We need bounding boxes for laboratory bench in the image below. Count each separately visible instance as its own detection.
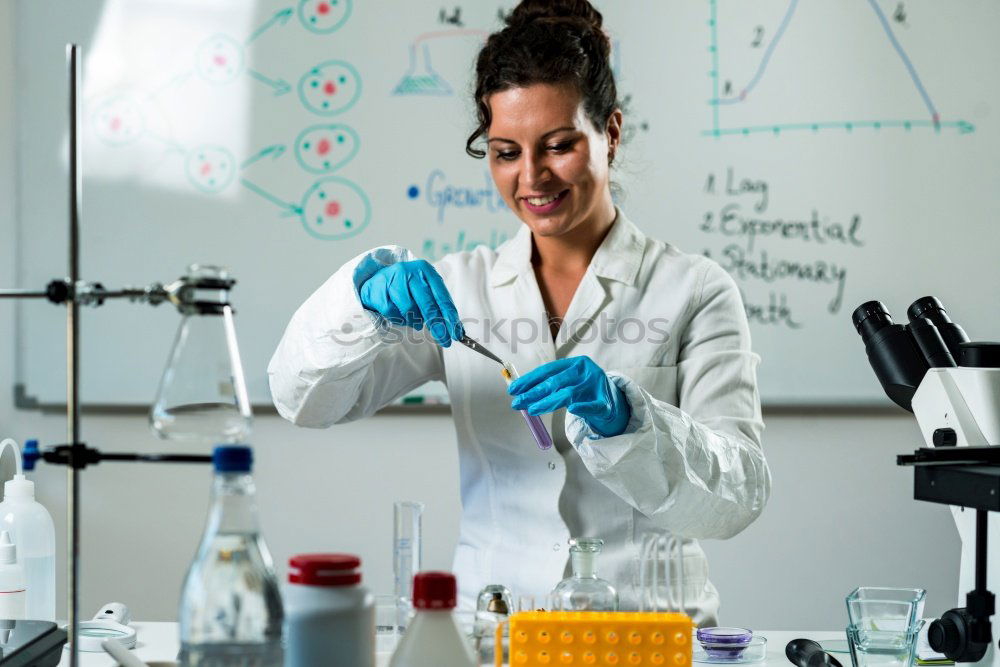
[56,624,844,666]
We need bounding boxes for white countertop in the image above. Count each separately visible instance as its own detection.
[57,623,845,667]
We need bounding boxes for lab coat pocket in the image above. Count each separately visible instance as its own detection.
[620,365,678,407]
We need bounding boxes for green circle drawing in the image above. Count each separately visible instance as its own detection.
[196,34,244,84]
[294,124,360,174]
[297,60,362,116]
[297,0,353,34]
[299,176,370,241]
[185,145,236,193]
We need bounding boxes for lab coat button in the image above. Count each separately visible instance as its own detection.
[553,543,560,551]
[548,461,556,470]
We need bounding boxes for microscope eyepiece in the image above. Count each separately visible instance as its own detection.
[907,296,969,361]
[851,301,928,412]
[852,301,894,340]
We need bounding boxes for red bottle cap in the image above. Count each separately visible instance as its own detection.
[413,571,457,609]
[288,554,362,586]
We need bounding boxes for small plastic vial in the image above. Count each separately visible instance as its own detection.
[388,572,476,667]
[550,537,619,611]
[285,553,375,667]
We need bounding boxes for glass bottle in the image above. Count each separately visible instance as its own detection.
[178,446,284,666]
[151,265,252,444]
[550,537,619,612]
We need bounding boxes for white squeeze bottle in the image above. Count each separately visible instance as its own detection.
[388,571,475,667]
[0,439,55,620]
[0,531,26,619]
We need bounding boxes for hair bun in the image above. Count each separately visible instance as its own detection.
[506,0,604,31]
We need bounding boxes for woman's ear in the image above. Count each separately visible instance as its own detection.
[606,108,623,164]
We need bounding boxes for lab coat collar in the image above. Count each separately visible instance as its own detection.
[488,207,646,287]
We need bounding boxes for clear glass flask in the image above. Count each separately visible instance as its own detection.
[150,265,252,444]
[550,537,619,612]
[178,446,283,666]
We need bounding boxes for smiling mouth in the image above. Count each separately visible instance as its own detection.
[523,190,568,206]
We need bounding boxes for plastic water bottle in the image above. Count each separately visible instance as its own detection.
[0,531,26,620]
[388,572,476,667]
[0,439,55,620]
[178,446,283,666]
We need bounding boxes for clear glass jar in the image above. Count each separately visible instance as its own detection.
[550,537,619,612]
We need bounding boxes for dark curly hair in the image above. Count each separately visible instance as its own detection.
[465,0,618,159]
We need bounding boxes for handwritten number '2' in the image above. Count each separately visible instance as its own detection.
[751,26,764,48]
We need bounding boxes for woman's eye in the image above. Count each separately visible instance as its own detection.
[495,150,520,161]
[547,141,573,152]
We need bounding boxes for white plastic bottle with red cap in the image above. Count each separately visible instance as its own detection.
[388,571,476,667]
[285,553,375,667]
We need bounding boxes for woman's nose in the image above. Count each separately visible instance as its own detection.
[522,153,551,189]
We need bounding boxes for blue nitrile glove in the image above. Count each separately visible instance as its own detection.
[507,356,631,437]
[359,260,464,347]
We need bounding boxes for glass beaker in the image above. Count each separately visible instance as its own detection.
[845,587,926,667]
[150,265,252,444]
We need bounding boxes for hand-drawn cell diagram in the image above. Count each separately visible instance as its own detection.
[86,0,371,241]
[298,61,362,115]
[92,95,145,146]
[298,0,352,34]
[186,145,236,193]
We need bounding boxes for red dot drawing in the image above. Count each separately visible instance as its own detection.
[185,145,235,193]
[299,60,361,115]
[92,96,143,146]
[298,0,352,34]
[294,123,360,174]
[300,176,370,240]
[197,34,243,84]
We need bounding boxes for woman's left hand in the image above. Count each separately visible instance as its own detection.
[507,356,631,437]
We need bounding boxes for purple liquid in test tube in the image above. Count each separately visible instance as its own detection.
[503,363,553,451]
[520,410,553,450]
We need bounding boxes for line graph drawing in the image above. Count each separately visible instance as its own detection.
[705,0,976,137]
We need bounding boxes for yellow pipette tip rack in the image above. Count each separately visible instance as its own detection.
[500,610,694,666]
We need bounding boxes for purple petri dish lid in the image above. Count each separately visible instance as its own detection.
[697,627,754,645]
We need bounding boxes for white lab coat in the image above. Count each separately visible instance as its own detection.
[268,209,770,625]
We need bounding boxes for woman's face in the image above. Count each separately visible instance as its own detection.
[486,83,621,239]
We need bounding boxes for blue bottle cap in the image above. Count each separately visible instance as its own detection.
[213,445,253,473]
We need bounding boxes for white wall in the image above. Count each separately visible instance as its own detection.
[0,3,960,632]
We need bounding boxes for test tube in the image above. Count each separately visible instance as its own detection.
[501,363,554,451]
[393,500,424,632]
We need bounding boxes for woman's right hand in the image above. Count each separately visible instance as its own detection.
[359,260,464,347]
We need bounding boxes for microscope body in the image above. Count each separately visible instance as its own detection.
[912,368,1000,448]
[853,297,1000,665]
[912,367,1000,665]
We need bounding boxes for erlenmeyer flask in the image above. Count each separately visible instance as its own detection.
[150,266,252,444]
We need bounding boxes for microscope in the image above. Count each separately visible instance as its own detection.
[853,297,1000,665]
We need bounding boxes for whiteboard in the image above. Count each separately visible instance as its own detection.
[13,0,1000,408]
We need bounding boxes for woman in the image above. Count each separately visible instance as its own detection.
[268,0,770,624]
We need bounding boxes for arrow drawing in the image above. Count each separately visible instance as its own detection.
[247,8,294,44]
[240,144,287,170]
[241,178,302,215]
[248,69,291,96]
